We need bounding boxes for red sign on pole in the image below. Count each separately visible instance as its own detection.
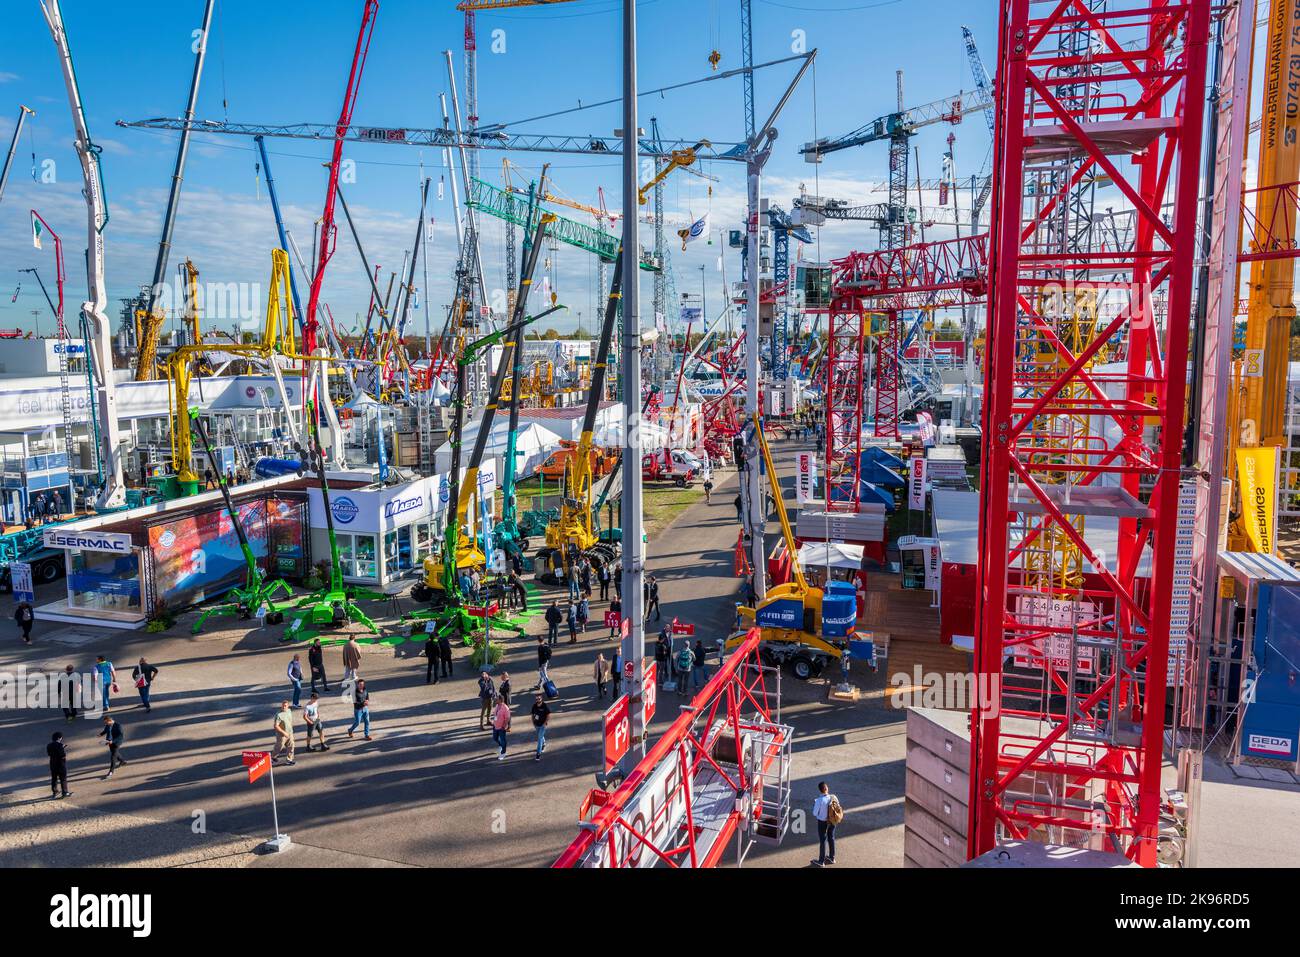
[243,750,271,784]
[467,602,500,618]
[603,694,631,772]
[642,662,657,726]
[621,616,630,638]
[670,617,695,636]
[604,610,620,629]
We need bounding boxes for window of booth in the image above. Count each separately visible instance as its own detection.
[335,532,377,581]
[383,526,415,575]
[67,550,142,614]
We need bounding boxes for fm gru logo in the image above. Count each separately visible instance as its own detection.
[50,887,151,938]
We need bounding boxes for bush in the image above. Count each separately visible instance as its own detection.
[145,619,169,634]
[470,641,505,669]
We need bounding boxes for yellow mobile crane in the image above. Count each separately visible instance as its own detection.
[1233,0,1300,550]
[160,249,301,497]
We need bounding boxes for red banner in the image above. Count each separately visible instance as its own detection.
[642,663,657,725]
[603,694,631,772]
[244,750,271,784]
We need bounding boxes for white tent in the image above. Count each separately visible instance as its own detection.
[796,541,865,571]
[433,421,564,478]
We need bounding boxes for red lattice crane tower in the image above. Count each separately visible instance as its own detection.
[969,0,1209,866]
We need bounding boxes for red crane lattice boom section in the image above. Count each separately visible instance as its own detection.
[970,0,1209,867]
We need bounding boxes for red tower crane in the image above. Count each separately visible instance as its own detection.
[969,0,1210,866]
[302,0,379,363]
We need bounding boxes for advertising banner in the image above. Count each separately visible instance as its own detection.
[796,451,816,504]
[1235,447,1278,555]
[908,457,927,511]
[149,500,270,608]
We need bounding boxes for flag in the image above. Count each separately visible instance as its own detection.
[10,284,19,304]
[31,214,43,250]
[677,212,710,250]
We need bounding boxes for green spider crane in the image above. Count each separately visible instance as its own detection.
[284,398,384,642]
[188,409,292,634]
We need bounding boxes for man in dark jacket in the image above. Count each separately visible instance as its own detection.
[646,576,662,622]
[131,658,159,712]
[544,600,562,646]
[308,638,329,692]
[535,637,552,690]
[438,631,453,678]
[99,716,126,779]
[654,634,670,687]
[425,632,440,684]
[530,693,551,761]
[477,671,496,730]
[47,732,71,798]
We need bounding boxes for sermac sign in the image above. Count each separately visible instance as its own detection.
[43,529,134,554]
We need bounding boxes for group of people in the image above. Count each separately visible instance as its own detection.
[272,636,372,766]
[653,630,713,696]
[202,466,251,491]
[40,655,159,796]
[477,668,550,761]
[24,489,66,528]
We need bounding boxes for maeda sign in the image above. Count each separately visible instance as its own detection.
[43,529,133,554]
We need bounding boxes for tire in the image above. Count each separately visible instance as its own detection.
[268,611,284,625]
[790,655,815,681]
[36,559,62,584]
[410,583,433,603]
[674,476,686,488]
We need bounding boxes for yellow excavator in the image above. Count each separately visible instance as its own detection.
[1231,0,1300,551]
[724,413,859,680]
[159,249,302,497]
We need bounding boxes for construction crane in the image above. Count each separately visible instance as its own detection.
[960,26,996,225]
[764,202,813,378]
[0,105,35,207]
[161,251,303,498]
[1233,0,1300,551]
[801,80,992,248]
[136,0,215,381]
[188,410,292,634]
[40,0,126,510]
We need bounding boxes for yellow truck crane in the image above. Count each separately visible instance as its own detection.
[724,413,860,680]
[1232,0,1300,550]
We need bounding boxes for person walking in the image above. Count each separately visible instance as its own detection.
[52,490,64,519]
[15,601,34,644]
[703,474,714,503]
[303,693,329,752]
[565,600,578,644]
[99,715,126,779]
[347,679,372,741]
[811,781,842,866]
[438,630,453,678]
[425,632,440,684]
[477,671,496,730]
[287,654,304,708]
[597,563,611,601]
[594,652,610,700]
[342,637,362,685]
[490,694,511,760]
[675,642,695,695]
[692,639,709,689]
[734,493,744,523]
[308,638,329,692]
[94,655,116,713]
[131,658,159,712]
[567,563,580,602]
[577,596,590,635]
[204,467,215,491]
[580,559,592,599]
[272,701,296,766]
[57,665,80,722]
[530,692,551,761]
[47,731,71,798]
[34,492,47,526]
[646,575,662,622]
[607,597,622,638]
[544,600,562,646]
[498,671,512,706]
[535,637,552,690]
[655,633,670,687]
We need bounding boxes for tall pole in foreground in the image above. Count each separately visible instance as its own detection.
[618,0,647,766]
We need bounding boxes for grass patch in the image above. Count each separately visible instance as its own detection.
[643,483,705,540]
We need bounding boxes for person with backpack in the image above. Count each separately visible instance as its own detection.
[131,657,159,712]
[477,671,496,731]
[544,600,562,646]
[490,694,511,760]
[15,601,34,644]
[675,642,695,696]
[530,692,551,761]
[654,633,670,688]
[535,637,553,691]
[566,600,578,644]
[812,780,842,866]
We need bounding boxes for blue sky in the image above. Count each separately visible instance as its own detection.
[0,0,996,337]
